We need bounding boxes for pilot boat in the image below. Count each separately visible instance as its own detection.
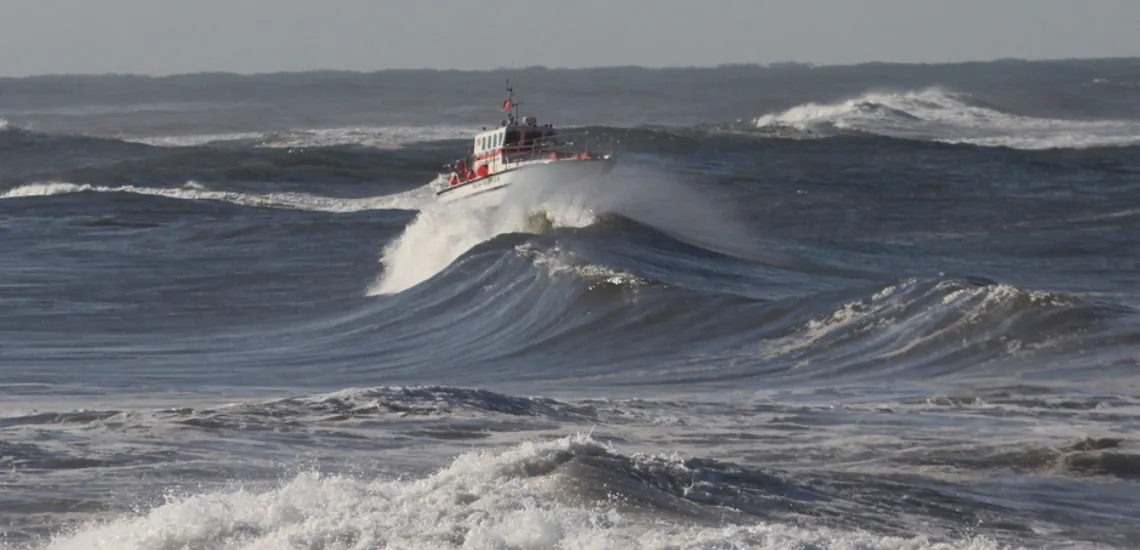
[435,81,615,204]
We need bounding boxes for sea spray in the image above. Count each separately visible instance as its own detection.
[366,165,756,295]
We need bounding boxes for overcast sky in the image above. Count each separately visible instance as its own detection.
[1,0,1137,76]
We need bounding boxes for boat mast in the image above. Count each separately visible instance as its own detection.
[504,79,521,124]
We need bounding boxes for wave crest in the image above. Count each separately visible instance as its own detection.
[0,181,429,212]
[40,435,1012,550]
[753,88,1140,150]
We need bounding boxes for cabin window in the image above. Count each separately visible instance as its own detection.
[505,130,520,145]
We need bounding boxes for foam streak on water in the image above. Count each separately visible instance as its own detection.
[0,181,431,212]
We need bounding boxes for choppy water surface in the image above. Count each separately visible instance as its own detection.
[2,60,1140,549]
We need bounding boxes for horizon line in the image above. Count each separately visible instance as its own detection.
[3,55,1139,80]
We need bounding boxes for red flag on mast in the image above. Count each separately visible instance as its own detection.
[502,99,511,112]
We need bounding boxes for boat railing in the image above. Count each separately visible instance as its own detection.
[444,130,614,171]
[502,130,613,163]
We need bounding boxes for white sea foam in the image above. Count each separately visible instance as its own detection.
[754,88,1140,150]
[0,180,432,212]
[518,242,647,287]
[124,131,266,147]
[37,436,1014,550]
[365,186,599,296]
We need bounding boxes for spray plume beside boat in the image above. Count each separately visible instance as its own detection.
[435,81,615,204]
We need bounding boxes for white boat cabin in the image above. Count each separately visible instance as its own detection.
[451,116,558,183]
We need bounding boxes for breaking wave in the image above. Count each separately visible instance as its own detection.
[35,435,1013,550]
[366,195,599,295]
[368,166,753,295]
[752,88,1140,150]
[356,199,1133,389]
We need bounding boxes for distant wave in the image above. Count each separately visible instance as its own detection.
[0,119,164,153]
[0,180,430,212]
[0,119,478,151]
[752,88,1140,150]
[0,100,250,118]
[126,125,480,149]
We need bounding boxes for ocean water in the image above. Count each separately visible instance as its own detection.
[2,59,1140,549]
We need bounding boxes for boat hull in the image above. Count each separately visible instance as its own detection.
[435,158,615,206]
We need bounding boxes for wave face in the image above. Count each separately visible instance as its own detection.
[3,60,1140,549]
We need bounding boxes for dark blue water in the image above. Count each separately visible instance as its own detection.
[2,60,1140,549]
